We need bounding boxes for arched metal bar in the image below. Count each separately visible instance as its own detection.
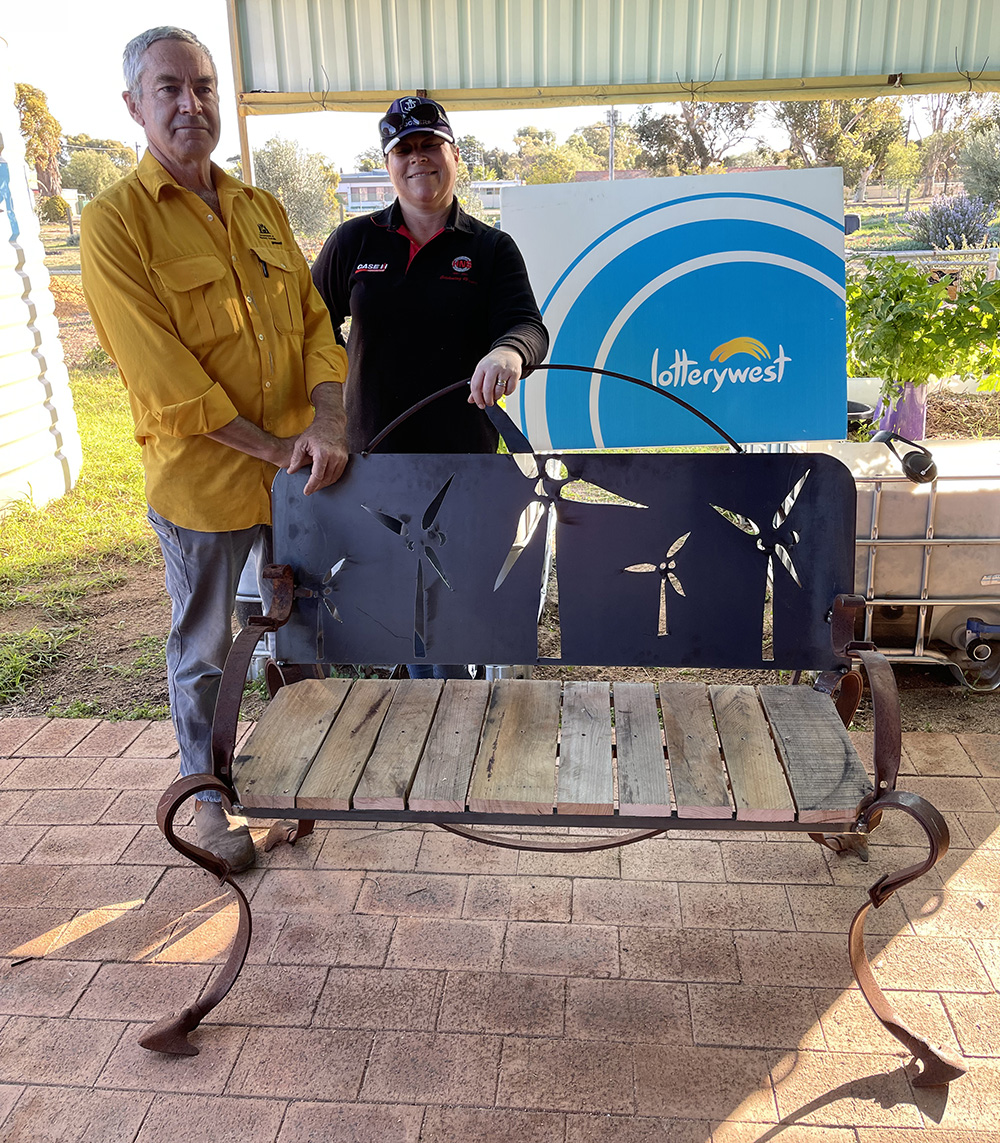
[437,822,665,852]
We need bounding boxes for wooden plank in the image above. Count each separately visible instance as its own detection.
[467,680,561,814]
[234,677,353,809]
[659,683,733,818]
[710,684,795,821]
[613,682,671,817]
[352,679,444,810]
[296,679,398,810]
[557,682,614,815]
[757,685,872,823]
[407,680,491,811]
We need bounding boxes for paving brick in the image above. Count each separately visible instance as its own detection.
[313,966,443,1031]
[274,913,394,967]
[714,1125,856,1143]
[415,831,518,875]
[0,1085,152,1143]
[47,904,182,962]
[787,884,909,935]
[901,732,978,776]
[14,720,100,757]
[0,863,64,908]
[361,1030,500,1105]
[228,1025,370,1099]
[122,723,178,758]
[573,878,681,927]
[689,983,823,1049]
[42,863,163,912]
[503,921,619,977]
[134,1092,286,1143]
[97,788,164,825]
[69,720,149,757]
[635,1044,775,1121]
[439,970,564,1035]
[855,1131,998,1143]
[153,902,283,966]
[96,1021,248,1094]
[316,827,423,871]
[18,788,117,826]
[933,845,1000,892]
[0,790,29,826]
[81,755,179,791]
[207,963,327,1026]
[734,931,854,989]
[565,978,691,1044]
[277,1101,424,1143]
[815,987,961,1058]
[0,959,99,1017]
[21,824,139,866]
[462,874,571,921]
[251,868,363,914]
[679,883,793,931]
[0,756,100,791]
[899,887,1000,939]
[619,927,740,983]
[769,1049,922,1127]
[821,843,949,890]
[0,906,75,958]
[904,775,994,813]
[940,990,1000,1057]
[422,1106,565,1143]
[143,866,253,911]
[72,961,212,1020]
[0,718,50,757]
[952,812,1000,850]
[719,840,831,885]
[566,1115,711,1143]
[355,871,467,917]
[959,732,1000,778]
[516,846,621,878]
[619,838,724,883]
[0,1083,22,1127]
[387,916,504,971]
[981,778,1000,812]
[117,824,184,865]
[0,1016,125,1085]
[499,1036,633,1113]
[975,937,1000,991]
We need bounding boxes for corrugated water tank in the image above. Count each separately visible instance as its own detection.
[0,43,81,514]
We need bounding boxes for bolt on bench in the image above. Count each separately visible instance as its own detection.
[141,435,965,1086]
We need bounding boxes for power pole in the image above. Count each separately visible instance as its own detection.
[606,107,617,180]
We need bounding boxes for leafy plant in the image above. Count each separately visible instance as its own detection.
[899,194,993,249]
[47,697,100,718]
[0,627,76,703]
[960,124,1000,206]
[39,195,70,224]
[846,254,1000,402]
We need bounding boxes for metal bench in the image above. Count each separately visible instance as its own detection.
[139,433,965,1086]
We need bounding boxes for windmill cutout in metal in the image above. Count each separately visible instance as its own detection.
[710,469,811,661]
[624,531,691,636]
[298,557,347,660]
[362,475,454,659]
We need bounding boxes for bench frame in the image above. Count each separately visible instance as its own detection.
[139,437,967,1087]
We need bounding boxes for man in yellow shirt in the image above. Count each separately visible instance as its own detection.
[81,26,348,871]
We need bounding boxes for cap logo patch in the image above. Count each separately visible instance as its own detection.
[452,256,472,273]
[356,263,388,272]
[399,96,420,114]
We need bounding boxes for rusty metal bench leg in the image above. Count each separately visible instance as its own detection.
[138,773,252,1056]
[263,818,316,851]
[849,790,967,1087]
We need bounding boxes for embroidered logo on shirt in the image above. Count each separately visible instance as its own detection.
[356,263,389,272]
[451,256,472,273]
[257,223,282,245]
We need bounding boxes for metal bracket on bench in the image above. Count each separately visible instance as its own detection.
[438,822,665,852]
[849,790,967,1087]
[138,773,252,1057]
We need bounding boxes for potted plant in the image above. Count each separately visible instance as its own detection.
[846,254,1000,438]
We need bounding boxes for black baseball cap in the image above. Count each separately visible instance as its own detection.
[379,97,455,154]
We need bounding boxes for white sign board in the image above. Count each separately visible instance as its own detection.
[502,169,846,449]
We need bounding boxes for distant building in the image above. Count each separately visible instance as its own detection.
[337,170,520,217]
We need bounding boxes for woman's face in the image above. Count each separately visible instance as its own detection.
[387,133,459,215]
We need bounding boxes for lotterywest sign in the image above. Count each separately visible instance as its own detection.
[501,169,846,449]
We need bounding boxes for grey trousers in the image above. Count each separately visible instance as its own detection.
[147,507,272,801]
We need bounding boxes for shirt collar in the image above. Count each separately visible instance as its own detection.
[379,197,468,233]
[137,149,254,204]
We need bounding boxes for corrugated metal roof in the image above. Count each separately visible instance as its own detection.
[231,0,1000,115]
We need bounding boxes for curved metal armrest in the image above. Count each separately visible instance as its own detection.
[211,564,295,784]
[848,645,903,799]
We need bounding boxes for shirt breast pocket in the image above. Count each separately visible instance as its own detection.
[150,254,238,348]
[252,245,305,336]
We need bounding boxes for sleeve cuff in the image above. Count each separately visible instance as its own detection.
[158,382,240,438]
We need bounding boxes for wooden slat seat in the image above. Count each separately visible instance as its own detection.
[233,678,872,824]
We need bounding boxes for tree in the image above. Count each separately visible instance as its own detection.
[960,124,1000,205]
[634,102,756,174]
[881,139,921,197]
[61,150,121,198]
[454,157,487,220]
[569,116,641,171]
[482,146,514,180]
[354,145,385,172]
[456,134,487,169]
[253,137,334,236]
[14,83,62,195]
[62,134,136,176]
[908,93,977,196]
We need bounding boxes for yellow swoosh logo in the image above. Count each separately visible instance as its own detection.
[710,337,770,362]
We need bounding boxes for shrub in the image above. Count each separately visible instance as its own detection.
[899,194,993,250]
[960,124,1000,206]
[39,194,69,223]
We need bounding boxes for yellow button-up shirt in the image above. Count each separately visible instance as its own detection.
[81,152,347,531]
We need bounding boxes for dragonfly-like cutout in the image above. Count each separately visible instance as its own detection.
[624,532,690,636]
[296,557,347,660]
[363,475,454,659]
[710,469,811,660]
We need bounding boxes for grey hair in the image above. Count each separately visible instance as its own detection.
[123,27,216,98]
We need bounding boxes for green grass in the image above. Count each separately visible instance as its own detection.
[0,364,155,587]
[0,627,77,703]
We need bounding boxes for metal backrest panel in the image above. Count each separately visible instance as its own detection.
[273,451,856,670]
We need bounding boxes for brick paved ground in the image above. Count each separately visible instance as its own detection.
[0,718,998,1141]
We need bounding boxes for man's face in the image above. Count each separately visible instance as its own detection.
[124,39,220,171]
[387,133,459,214]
